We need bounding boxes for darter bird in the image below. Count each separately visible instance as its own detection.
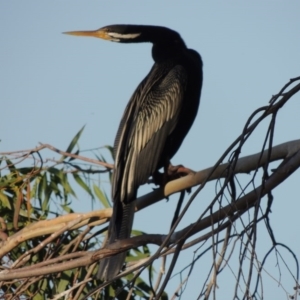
[64,24,203,280]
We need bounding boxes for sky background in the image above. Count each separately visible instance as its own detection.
[1,2,300,299]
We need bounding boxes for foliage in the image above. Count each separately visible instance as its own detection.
[0,127,154,300]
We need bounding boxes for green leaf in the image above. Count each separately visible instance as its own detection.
[36,278,48,299]
[73,173,93,198]
[0,173,17,189]
[0,191,11,209]
[61,173,76,198]
[128,249,148,262]
[68,149,79,162]
[30,176,40,199]
[38,173,47,201]
[18,167,39,177]
[131,229,145,236]
[62,204,73,213]
[5,158,17,173]
[57,271,72,292]
[47,167,60,176]
[42,187,50,211]
[104,145,114,160]
[93,184,110,208]
[49,169,76,199]
[61,125,85,160]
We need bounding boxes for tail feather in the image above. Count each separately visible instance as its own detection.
[97,199,135,280]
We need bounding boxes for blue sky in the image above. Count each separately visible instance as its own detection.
[1,2,300,299]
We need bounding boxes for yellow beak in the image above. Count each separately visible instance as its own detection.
[63,28,111,40]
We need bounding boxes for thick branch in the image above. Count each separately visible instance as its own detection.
[136,139,300,210]
[0,209,111,258]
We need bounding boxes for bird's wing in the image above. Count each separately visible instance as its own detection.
[113,64,188,203]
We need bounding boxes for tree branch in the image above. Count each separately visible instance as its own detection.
[1,140,299,282]
[136,139,300,210]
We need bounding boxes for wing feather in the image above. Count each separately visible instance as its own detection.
[113,64,188,203]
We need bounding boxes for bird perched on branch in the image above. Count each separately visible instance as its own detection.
[64,24,203,281]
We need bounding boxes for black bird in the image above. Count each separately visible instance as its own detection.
[64,25,203,280]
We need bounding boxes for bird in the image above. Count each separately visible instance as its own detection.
[64,24,203,281]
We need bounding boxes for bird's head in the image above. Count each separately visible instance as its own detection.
[64,25,142,43]
[63,24,185,46]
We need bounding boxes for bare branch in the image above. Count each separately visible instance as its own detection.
[136,139,300,211]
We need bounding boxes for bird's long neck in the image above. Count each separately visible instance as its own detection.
[152,43,186,63]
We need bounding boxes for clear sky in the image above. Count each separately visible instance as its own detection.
[1,2,300,299]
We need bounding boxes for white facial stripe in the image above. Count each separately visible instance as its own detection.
[108,32,141,40]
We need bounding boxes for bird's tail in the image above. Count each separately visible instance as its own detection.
[97,199,135,280]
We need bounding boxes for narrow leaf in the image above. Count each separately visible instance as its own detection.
[61,125,85,160]
[73,173,93,198]
[93,184,110,208]
[0,191,11,209]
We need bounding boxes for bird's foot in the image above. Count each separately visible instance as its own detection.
[151,163,195,187]
[167,163,195,178]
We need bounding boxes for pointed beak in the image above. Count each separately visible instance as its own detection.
[63,28,111,40]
